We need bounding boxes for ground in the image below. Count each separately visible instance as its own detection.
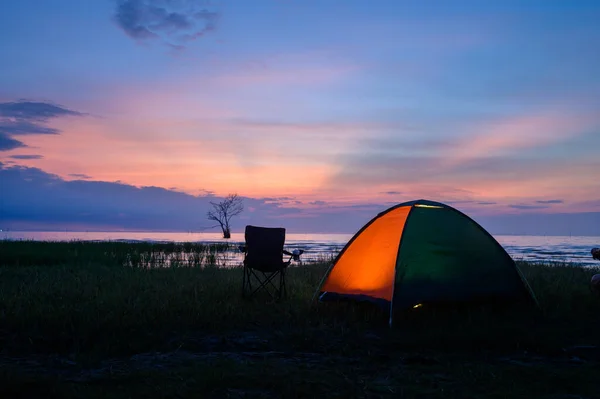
[0,241,599,398]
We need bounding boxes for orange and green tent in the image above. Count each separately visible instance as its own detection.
[316,199,536,320]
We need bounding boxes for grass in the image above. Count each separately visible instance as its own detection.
[1,241,599,398]
[0,240,234,268]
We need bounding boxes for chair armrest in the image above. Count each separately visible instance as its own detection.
[284,249,304,261]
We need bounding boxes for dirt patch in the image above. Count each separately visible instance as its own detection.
[2,331,598,383]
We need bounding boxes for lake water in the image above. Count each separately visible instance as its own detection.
[2,231,599,267]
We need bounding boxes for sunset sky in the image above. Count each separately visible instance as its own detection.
[1,0,599,235]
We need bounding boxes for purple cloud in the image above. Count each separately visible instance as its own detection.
[508,204,549,210]
[0,164,387,233]
[0,101,83,121]
[0,133,25,151]
[114,0,219,47]
[2,164,599,236]
[0,100,85,152]
[9,154,44,160]
[68,173,92,179]
[381,191,403,195]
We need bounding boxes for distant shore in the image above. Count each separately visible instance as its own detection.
[2,233,599,266]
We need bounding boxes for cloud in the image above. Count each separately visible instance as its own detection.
[536,199,564,204]
[0,133,25,151]
[323,108,600,206]
[259,197,301,209]
[0,101,83,121]
[0,121,60,135]
[0,100,85,152]
[113,0,219,47]
[381,191,402,195]
[574,199,600,210]
[262,197,295,202]
[476,212,600,236]
[212,64,359,88]
[1,163,599,235]
[445,200,476,205]
[197,188,215,196]
[8,154,44,160]
[0,163,276,231]
[444,114,591,164]
[508,204,549,210]
[68,173,92,179]
[0,164,397,233]
[309,200,327,206]
[477,202,497,205]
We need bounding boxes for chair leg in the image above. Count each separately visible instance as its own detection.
[242,267,288,301]
[242,265,255,298]
[282,268,287,299]
[276,269,284,300]
[262,270,280,300]
[274,268,287,301]
[275,271,282,301]
[242,265,247,297]
[250,270,282,300]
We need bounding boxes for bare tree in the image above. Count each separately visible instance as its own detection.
[207,193,244,239]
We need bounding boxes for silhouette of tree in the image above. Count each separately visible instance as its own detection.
[207,193,244,239]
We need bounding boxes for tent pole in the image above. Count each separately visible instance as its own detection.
[388,272,397,328]
[514,262,540,308]
[310,261,335,304]
[389,260,410,328]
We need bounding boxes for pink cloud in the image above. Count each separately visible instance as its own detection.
[100,58,359,114]
[11,115,338,199]
[208,60,360,87]
[316,115,600,213]
[445,112,596,165]
[5,62,598,218]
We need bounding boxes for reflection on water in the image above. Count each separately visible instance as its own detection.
[1,231,599,267]
[496,235,599,267]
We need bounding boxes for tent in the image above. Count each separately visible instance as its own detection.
[316,199,536,322]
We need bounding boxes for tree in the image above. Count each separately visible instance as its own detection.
[207,193,244,239]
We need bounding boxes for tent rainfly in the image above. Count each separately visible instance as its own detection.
[315,199,536,324]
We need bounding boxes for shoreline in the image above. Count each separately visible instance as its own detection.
[2,238,599,267]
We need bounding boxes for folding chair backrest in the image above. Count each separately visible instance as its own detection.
[244,225,286,272]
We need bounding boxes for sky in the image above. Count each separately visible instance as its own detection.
[1,0,599,235]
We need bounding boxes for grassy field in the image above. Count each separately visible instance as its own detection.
[1,241,599,398]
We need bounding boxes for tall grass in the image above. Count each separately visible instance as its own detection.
[0,241,599,361]
[0,240,233,268]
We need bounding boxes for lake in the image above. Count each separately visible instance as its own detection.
[2,230,599,267]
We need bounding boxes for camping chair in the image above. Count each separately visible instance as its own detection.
[239,225,303,300]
